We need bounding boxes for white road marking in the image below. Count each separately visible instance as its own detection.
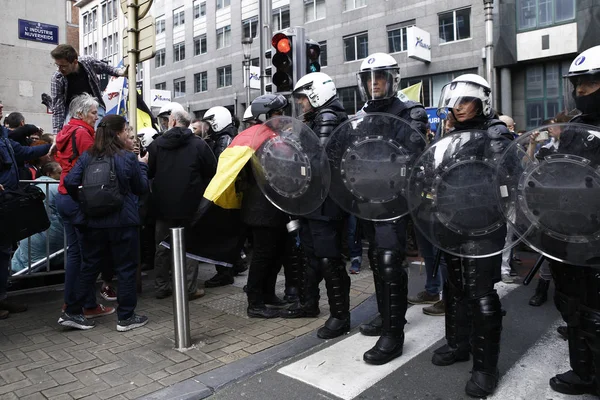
[278,282,519,400]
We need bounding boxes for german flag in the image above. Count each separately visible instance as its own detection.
[175,124,275,266]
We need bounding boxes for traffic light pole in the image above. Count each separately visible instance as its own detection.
[259,0,272,95]
[127,0,138,134]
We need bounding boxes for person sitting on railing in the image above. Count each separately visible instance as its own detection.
[11,162,64,273]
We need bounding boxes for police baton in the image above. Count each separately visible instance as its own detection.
[523,254,546,286]
[432,249,443,279]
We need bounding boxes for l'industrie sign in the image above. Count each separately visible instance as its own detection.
[18,19,59,45]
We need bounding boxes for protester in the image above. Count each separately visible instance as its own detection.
[59,115,149,331]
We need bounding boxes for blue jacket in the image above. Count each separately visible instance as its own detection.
[0,133,51,190]
[64,150,149,228]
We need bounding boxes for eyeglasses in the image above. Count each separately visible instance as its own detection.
[55,62,72,70]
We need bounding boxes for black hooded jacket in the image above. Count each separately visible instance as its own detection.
[148,126,217,219]
[208,125,237,159]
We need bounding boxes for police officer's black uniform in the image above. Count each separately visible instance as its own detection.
[280,99,351,339]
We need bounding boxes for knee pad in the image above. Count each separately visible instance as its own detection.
[376,250,406,283]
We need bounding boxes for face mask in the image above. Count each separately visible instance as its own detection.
[573,88,600,115]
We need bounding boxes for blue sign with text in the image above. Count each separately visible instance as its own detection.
[18,19,58,45]
[426,107,440,133]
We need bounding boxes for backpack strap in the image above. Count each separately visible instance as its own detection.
[68,130,79,162]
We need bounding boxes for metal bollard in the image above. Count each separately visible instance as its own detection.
[170,227,192,350]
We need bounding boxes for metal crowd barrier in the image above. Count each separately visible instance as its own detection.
[8,179,66,280]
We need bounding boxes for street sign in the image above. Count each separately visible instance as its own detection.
[122,15,156,65]
[120,0,153,19]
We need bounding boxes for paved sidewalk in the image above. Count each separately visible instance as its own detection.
[0,262,376,400]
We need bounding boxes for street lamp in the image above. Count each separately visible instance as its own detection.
[242,37,253,109]
[483,0,494,95]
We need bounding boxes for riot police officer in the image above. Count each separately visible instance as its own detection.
[546,45,600,397]
[157,102,185,132]
[279,72,351,340]
[354,53,429,365]
[430,74,510,398]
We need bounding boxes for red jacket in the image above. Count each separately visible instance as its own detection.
[55,119,95,194]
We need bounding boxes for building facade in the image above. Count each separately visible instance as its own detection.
[495,0,600,129]
[0,0,78,129]
[75,0,152,106]
[149,0,490,120]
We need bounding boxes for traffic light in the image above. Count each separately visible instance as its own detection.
[271,27,307,93]
[306,39,321,73]
[271,32,294,92]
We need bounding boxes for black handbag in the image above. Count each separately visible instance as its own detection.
[0,185,51,242]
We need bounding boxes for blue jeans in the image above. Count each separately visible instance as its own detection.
[347,215,362,264]
[67,227,139,320]
[0,241,11,301]
[55,193,96,309]
[414,229,447,295]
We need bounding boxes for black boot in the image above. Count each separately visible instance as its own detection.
[205,267,234,288]
[279,301,320,318]
[283,240,303,303]
[360,248,383,337]
[432,280,470,366]
[317,258,351,339]
[529,278,550,306]
[247,304,280,319]
[550,326,596,395]
[464,292,503,398]
[363,250,407,365]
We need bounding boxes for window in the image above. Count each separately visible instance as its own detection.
[83,13,89,34]
[93,43,98,58]
[338,87,360,115]
[102,3,107,24]
[319,41,328,67]
[525,62,569,128]
[216,0,230,10]
[155,48,166,68]
[194,35,207,56]
[344,0,366,11]
[216,25,231,49]
[91,8,97,30]
[108,35,113,55]
[155,82,166,90]
[173,8,185,27]
[114,32,119,55]
[518,0,575,30]
[344,32,368,62]
[439,8,471,44]
[273,6,291,31]
[217,65,232,88]
[304,0,326,23]
[174,78,186,98]
[112,0,118,20]
[103,38,107,56]
[155,17,166,34]
[106,0,113,21]
[388,22,414,53]
[194,1,206,18]
[242,16,258,39]
[195,71,208,92]
[173,42,185,62]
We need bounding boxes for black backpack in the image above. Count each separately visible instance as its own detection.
[78,155,124,217]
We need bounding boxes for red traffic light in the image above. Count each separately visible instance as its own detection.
[272,33,291,54]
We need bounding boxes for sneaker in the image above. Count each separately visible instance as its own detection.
[83,304,115,319]
[423,300,445,316]
[189,288,206,300]
[407,290,440,305]
[100,285,117,301]
[117,314,148,332]
[349,260,361,274]
[58,313,95,330]
[501,274,515,284]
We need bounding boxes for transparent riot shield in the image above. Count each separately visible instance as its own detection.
[497,123,600,266]
[408,130,518,258]
[325,113,427,221]
[251,116,330,216]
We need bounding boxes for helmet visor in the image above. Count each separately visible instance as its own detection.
[292,90,313,121]
[357,69,398,102]
[437,81,489,119]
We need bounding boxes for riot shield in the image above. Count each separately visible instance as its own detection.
[325,113,427,221]
[251,116,330,216]
[408,130,518,258]
[497,123,600,266]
